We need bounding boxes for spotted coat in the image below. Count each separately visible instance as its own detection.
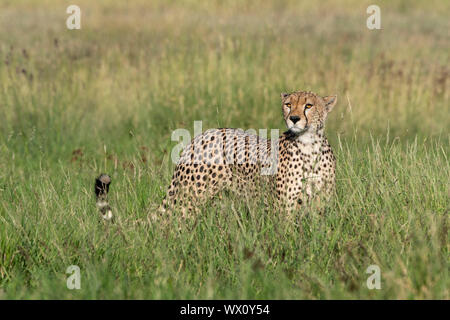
[162,91,337,213]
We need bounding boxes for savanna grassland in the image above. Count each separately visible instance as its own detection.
[0,0,448,299]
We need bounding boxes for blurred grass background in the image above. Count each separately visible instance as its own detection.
[0,0,448,299]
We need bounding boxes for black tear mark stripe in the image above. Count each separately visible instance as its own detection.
[303,107,309,127]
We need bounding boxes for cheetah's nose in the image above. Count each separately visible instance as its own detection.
[289,116,300,124]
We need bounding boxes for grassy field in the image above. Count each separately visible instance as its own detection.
[0,0,448,299]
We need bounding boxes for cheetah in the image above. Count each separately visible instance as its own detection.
[162,90,338,214]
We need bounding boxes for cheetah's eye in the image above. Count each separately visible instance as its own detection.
[285,103,291,108]
[305,103,313,109]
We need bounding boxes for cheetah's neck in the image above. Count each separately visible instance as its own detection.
[296,130,321,146]
[284,129,327,161]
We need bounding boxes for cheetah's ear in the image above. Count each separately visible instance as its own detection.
[323,95,337,113]
[280,92,289,100]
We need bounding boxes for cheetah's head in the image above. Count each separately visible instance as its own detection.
[280,91,337,136]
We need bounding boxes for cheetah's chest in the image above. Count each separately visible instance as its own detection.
[276,139,323,204]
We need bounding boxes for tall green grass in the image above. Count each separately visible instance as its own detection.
[0,0,448,299]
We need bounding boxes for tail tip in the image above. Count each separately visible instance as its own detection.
[95,174,111,198]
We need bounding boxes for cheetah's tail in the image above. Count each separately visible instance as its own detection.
[95,174,113,221]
